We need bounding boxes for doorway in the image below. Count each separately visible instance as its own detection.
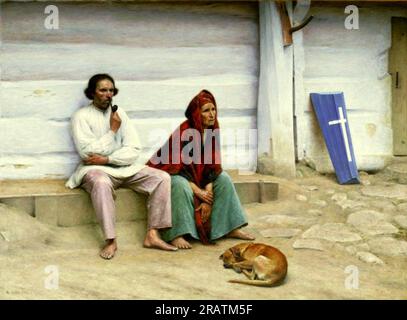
[390,17,407,155]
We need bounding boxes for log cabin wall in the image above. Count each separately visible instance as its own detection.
[0,1,259,179]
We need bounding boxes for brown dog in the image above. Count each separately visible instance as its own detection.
[219,242,288,287]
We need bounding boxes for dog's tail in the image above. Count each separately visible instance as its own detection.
[228,275,284,287]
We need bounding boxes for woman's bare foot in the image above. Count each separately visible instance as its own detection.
[100,239,117,260]
[171,236,192,249]
[227,229,255,240]
[143,229,178,251]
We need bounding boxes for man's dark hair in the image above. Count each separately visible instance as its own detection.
[84,74,119,100]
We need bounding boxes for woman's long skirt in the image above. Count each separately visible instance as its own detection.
[160,171,248,242]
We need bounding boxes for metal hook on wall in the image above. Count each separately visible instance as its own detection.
[277,1,314,46]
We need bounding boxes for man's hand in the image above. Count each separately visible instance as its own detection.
[84,154,109,165]
[196,203,212,223]
[110,110,122,133]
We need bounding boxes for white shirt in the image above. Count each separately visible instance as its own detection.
[65,103,146,189]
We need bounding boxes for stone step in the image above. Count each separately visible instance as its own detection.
[0,175,278,227]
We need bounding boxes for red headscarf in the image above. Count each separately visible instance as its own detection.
[147,90,222,244]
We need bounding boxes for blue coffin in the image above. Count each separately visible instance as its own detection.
[310,92,360,185]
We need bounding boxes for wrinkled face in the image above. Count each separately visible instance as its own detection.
[201,102,216,129]
[93,79,114,110]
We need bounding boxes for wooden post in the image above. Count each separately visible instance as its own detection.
[277,1,293,46]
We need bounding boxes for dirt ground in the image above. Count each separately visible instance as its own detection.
[1,164,407,300]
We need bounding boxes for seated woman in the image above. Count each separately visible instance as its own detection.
[147,90,255,249]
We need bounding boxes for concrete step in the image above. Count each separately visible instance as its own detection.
[0,172,278,227]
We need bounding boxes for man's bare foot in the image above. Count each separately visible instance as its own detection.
[100,239,117,260]
[171,236,192,249]
[227,229,255,240]
[143,229,178,251]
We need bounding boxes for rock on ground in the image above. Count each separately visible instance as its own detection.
[384,163,407,184]
[302,185,319,191]
[394,215,407,229]
[337,200,367,211]
[346,243,370,255]
[310,200,327,208]
[307,209,323,216]
[397,202,407,213]
[292,239,325,251]
[356,251,385,265]
[296,194,308,202]
[361,185,407,201]
[347,210,399,236]
[331,193,347,203]
[302,223,362,243]
[369,199,397,212]
[368,237,407,257]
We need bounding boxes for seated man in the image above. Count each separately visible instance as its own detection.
[66,73,177,259]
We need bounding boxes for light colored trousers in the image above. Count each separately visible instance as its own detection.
[81,167,172,240]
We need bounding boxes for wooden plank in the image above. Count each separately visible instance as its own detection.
[303,7,391,50]
[0,76,258,119]
[304,47,387,78]
[0,154,80,180]
[311,1,407,7]
[303,111,392,160]
[303,77,391,112]
[1,43,258,81]
[2,2,259,46]
[276,1,293,46]
[0,116,256,154]
[0,145,258,180]
[390,17,407,155]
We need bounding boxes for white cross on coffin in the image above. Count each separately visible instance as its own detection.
[328,107,352,162]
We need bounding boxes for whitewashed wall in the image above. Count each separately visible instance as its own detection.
[295,6,407,173]
[0,2,259,179]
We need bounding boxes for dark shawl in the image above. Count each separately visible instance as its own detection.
[147,90,222,244]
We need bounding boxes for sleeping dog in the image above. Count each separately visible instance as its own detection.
[220,242,288,287]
